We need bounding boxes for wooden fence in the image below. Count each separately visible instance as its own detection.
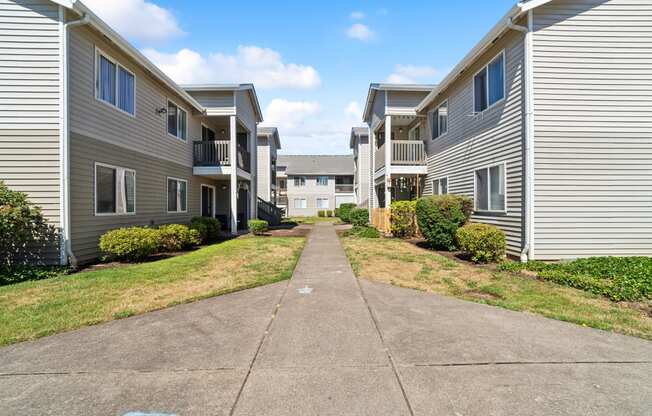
[371,208,391,233]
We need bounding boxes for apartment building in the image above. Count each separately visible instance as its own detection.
[350,127,371,208]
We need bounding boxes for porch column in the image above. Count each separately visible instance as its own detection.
[385,115,392,209]
[230,115,238,235]
[369,128,375,221]
[250,125,257,220]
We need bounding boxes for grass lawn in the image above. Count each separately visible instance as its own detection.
[0,236,305,346]
[342,236,652,340]
[284,216,342,225]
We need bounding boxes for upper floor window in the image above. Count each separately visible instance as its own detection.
[294,177,306,187]
[475,163,506,213]
[202,124,216,141]
[167,177,188,213]
[433,177,448,195]
[95,48,135,116]
[317,176,329,186]
[167,100,187,141]
[431,100,448,140]
[95,163,136,215]
[474,51,505,113]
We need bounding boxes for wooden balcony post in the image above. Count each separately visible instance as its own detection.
[229,116,238,235]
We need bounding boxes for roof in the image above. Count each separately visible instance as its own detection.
[416,0,554,112]
[181,84,264,122]
[277,155,354,176]
[363,83,436,123]
[59,1,204,113]
[257,127,281,149]
[350,127,369,149]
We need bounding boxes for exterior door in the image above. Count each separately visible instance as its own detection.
[201,185,215,217]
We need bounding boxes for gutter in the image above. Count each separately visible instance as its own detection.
[60,10,90,267]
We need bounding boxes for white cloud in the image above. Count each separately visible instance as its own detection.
[142,46,321,89]
[386,64,440,84]
[83,0,184,43]
[262,99,321,133]
[350,11,366,20]
[346,23,375,42]
[345,101,363,121]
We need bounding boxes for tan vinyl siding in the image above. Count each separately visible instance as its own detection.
[532,0,652,259]
[355,134,371,207]
[70,133,220,264]
[68,25,201,168]
[189,91,234,109]
[285,175,337,217]
[386,90,431,110]
[422,30,525,256]
[0,0,62,264]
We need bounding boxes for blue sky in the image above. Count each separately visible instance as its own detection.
[85,0,516,155]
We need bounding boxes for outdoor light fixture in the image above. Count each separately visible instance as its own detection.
[156,107,167,115]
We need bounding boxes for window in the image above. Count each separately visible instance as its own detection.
[294,198,307,209]
[474,52,505,113]
[316,176,328,186]
[95,163,135,215]
[431,101,448,140]
[294,177,306,187]
[95,49,135,116]
[167,101,187,141]
[475,163,506,212]
[167,177,188,213]
[433,177,448,195]
[202,125,216,141]
[316,198,329,209]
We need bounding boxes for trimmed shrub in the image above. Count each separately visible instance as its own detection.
[157,224,201,252]
[338,203,357,223]
[415,195,473,250]
[349,208,369,227]
[345,225,380,239]
[326,210,334,218]
[248,219,269,235]
[190,217,221,243]
[99,227,159,262]
[334,208,340,218]
[390,200,417,238]
[0,181,57,266]
[456,223,506,263]
[318,210,326,218]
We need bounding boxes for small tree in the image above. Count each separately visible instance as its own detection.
[0,181,57,266]
[390,200,417,238]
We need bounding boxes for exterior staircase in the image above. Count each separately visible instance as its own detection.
[257,197,283,226]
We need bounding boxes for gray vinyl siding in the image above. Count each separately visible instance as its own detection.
[68,25,201,168]
[70,133,220,264]
[257,136,270,201]
[531,0,652,259]
[355,135,371,207]
[422,30,525,256]
[285,175,337,217]
[386,90,431,110]
[187,91,234,109]
[0,0,62,263]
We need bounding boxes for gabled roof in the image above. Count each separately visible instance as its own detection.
[182,84,264,122]
[363,83,436,123]
[350,127,369,149]
[257,127,281,149]
[416,0,555,112]
[277,155,354,176]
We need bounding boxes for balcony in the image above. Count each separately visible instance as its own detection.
[375,140,426,172]
[193,140,251,173]
[335,185,354,194]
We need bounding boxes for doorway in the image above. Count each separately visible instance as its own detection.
[201,184,216,218]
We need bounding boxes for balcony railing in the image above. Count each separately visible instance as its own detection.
[193,140,251,173]
[335,185,354,194]
[236,145,251,173]
[375,140,426,171]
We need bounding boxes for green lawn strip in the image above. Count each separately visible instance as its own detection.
[342,236,652,340]
[284,216,342,225]
[0,236,305,346]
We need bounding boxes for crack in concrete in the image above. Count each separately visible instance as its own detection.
[0,367,239,377]
[409,360,652,368]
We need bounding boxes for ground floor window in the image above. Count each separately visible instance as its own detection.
[316,198,329,209]
[294,198,307,209]
[95,163,135,215]
[474,163,506,212]
[167,177,188,213]
[433,177,448,195]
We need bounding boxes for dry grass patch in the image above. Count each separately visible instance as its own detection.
[342,237,652,340]
[0,236,305,346]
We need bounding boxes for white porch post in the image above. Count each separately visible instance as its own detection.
[250,125,257,220]
[384,115,392,209]
[369,128,375,222]
[229,115,238,235]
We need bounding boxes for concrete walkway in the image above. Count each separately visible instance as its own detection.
[1,223,651,415]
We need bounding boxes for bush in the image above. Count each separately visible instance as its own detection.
[334,208,340,218]
[318,210,326,218]
[99,227,159,262]
[415,195,473,250]
[0,265,67,286]
[456,223,506,263]
[390,200,417,238]
[345,225,380,239]
[338,203,357,223]
[0,181,57,266]
[349,208,369,227]
[190,217,221,243]
[157,224,201,252]
[326,210,334,218]
[498,257,652,302]
[248,219,269,235]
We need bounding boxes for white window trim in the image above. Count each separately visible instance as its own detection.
[94,46,136,118]
[408,123,421,141]
[294,198,307,209]
[166,99,188,142]
[316,176,329,186]
[431,100,449,140]
[200,184,216,217]
[94,162,136,216]
[473,161,507,214]
[472,50,506,114]
[167,176,188,213]
[294,176,306,187]
[316,198,330,209]
[433,176,449,195]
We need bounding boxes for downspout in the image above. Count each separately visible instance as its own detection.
[61,11,90,267]
[507,12,535,262]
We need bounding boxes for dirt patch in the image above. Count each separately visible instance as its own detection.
[268,225,312,237]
